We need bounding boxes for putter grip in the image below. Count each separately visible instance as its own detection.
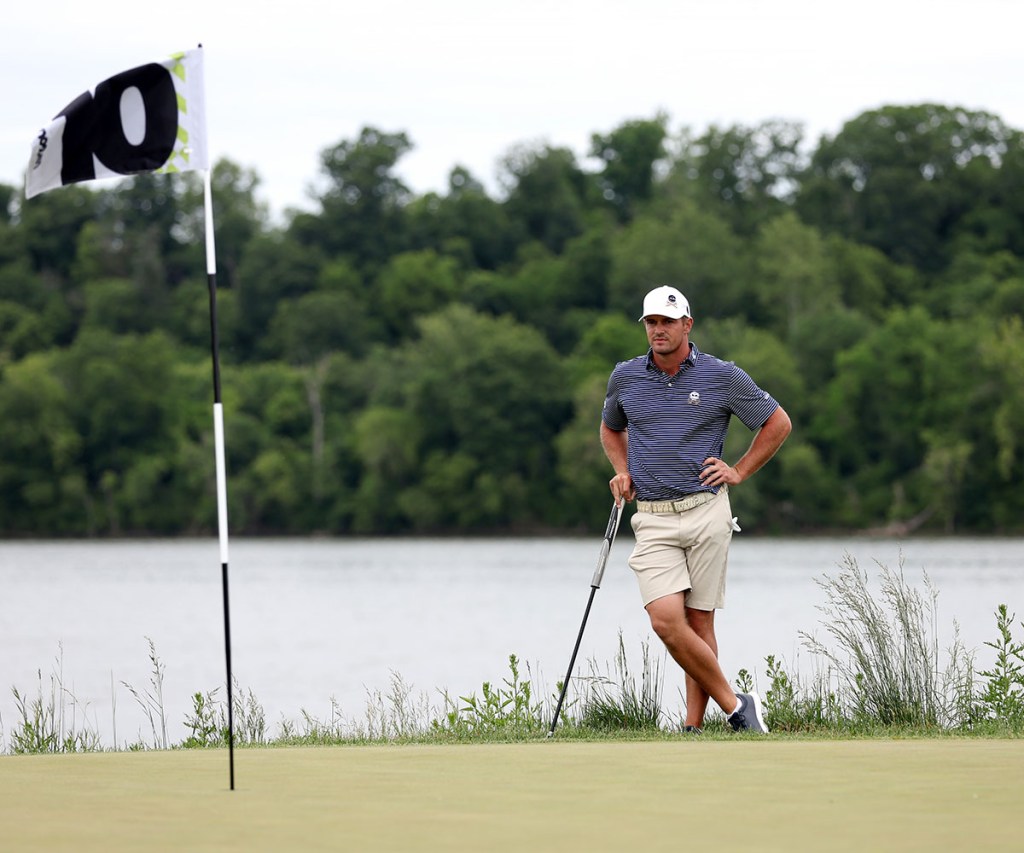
[590,503,621,587]
[604,507,620,539]
[591,541,611,587]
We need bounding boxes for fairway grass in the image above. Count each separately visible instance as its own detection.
[3,739,1023,851]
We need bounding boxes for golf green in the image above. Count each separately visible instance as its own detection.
[3,740,1022,851]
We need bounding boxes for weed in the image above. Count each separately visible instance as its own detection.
[182,679,267,747]
[735,668,754,694]
[763,655,799,729]
[182,690,221,748]
[977,605,1024,724]
[433,654,543,738]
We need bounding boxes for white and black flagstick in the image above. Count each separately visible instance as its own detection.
[203,168,236,790]
[24,44,232,778]
[547,500,625,736]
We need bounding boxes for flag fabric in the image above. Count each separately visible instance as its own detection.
[26,48,207,199]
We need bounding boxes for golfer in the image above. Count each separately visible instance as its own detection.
[600,285,791,733]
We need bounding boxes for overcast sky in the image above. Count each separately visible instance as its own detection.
[3,0,1022,220]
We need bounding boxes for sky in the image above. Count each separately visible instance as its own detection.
[3,0,1022,221]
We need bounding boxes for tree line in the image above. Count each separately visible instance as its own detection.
[1,104,1022,537]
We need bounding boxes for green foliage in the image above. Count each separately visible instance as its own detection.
[182,690,221,748]
[3,106,1024,536]
[753,212,841,340]
[607,199,750,319]
[18,184,98,276]
[0,300,53,361]
[554,374,620,525]
[811,307,972,529]
[590,114,669,221]
[763,655,799,728]
[232,233,325,359]
[405,167,523,270]
[268,289,378,363]
[759,654,844,732]
[180,680,269,749]
[979,318,1024,482]
[355,304,571,531]
[668,120,805,234]
[297,126,413,269]
[798,105,1020,271]
[202,159,268,289]
[500,144,594,254]
[373,249,461,338]
[978,606,1024,725]
[434,655,544,738]
[564,314,643,386]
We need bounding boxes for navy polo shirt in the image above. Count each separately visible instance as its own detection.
[602,343,779,501]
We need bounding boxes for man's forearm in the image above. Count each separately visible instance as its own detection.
[733,407,792,482]
[600,423,629,473]
[600,422,635,503]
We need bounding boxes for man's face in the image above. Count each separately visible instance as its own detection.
[643,314,692,357]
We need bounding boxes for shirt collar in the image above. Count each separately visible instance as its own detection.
[645,342,700,372]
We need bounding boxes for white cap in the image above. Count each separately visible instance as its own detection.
[639,286,691,320]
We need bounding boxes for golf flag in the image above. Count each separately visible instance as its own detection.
[26,49,207,199]
[23,46,237,790]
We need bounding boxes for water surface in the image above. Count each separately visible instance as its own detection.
[2,536,1021,747]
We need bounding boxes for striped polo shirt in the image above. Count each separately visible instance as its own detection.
[602,343,779,501]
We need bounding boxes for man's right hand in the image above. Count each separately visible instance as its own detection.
[609,472,635,506]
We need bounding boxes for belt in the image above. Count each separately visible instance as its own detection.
[636,486,724,514]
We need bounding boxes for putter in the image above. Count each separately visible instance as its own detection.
[547,499,625,737]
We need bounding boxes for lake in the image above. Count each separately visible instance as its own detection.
[2,536,1022,748]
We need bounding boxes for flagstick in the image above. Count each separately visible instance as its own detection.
[204,169,235,791]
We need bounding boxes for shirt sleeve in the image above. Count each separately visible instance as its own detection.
[728,365,779,431]
[602,366,628,431]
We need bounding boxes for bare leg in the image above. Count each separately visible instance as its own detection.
[645,592,737,718]
[683,607,717,727]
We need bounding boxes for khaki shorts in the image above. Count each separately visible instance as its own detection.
[627,488,733,610]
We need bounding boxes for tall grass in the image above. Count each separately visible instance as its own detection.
[573,632,664,731]
[121,636,169,749]
[362,672,434,739]
[800,552,975,728]
[6,558,1024,752]
[8,644,102,754]
[182,679,268,747]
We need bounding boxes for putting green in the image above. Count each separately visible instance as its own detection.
[2,740,1022,851]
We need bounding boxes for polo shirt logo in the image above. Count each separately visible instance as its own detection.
[688,391,700,406]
